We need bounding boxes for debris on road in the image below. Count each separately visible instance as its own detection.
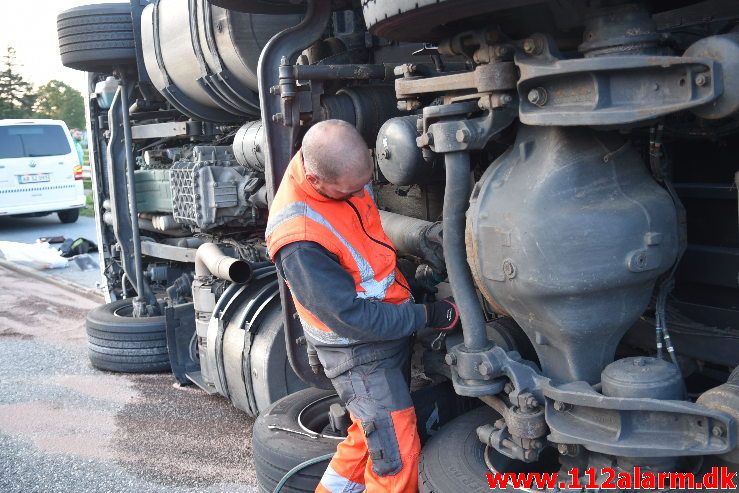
[0,240,67,269]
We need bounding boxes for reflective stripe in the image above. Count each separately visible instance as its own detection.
[319,464,366,493]
[267,201,396,301]
[301,318,357,346]
[356,270,395,300]
[265,201,308,241]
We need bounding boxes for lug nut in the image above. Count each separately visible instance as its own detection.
[478,362,492,376]
[494,419,506,429]
[525,395,539,409]
[504,383,514,394]
[444,353,457,366]
[527,87,548,106]
[712,425,725,438]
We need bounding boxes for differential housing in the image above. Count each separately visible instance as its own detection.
[467,124,679,384]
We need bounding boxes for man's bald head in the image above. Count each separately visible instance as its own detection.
[302,120,372,183]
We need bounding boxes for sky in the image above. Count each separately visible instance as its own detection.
[0,0,123,95]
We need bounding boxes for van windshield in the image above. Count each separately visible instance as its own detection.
[0,124,71,158]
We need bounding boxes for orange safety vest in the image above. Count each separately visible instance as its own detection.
[265,150,411,345]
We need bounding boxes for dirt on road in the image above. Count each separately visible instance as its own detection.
[0,267,259,493]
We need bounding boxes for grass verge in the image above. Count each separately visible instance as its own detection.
[80,191,95,218]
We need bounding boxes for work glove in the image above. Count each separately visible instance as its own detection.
[424,298,460,331]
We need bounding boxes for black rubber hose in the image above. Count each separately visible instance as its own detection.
[443,152,489,351]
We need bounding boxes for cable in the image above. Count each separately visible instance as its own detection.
[649,122,685,377]
[272,453,334,493]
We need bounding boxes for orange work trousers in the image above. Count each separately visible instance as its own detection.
[315,352,420,492]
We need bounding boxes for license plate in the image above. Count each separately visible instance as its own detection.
[18,173,50,184]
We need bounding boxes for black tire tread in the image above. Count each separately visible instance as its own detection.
[88,341,168,357]
[57,209,80,224]
[85,299,170,374]
[418,406,500,493]
[88,351,170,373]
[86,326,167,343]
[57,3,136,72]
[59,30,135,46]
[253,388,339,493]
[57,14,133,30]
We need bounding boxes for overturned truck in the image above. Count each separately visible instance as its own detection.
[60,0,738,491]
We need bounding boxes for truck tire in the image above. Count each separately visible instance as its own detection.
[57,3,136,73]
[57,208,80,224]
[253,388,343,493]
[419,406,497,493]
[362,0,502,42]
[419,405,558,492]
[86,299,170,373]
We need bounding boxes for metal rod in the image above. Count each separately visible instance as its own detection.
[119,78,146,299]
[443,151,490,351]
[293,64,392,81]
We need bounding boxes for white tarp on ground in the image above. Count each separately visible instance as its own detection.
[0,241,68,270]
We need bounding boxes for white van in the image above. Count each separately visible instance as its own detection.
[0,119,86,223]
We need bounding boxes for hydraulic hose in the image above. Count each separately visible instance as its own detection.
[442,151,489,351]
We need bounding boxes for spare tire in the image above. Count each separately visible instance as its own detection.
[86,299,170,373]
[253,388,343,493]
[58,3,136,73]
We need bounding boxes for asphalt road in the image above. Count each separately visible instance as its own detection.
[0,214,102,291]
[0,267,259,493]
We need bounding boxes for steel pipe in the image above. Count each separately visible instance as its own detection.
[194,243,252,283]
[443,151,490,351]
[378,211,444,271]
[120,78,151,304]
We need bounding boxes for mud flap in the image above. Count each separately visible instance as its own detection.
[165,302,199,385]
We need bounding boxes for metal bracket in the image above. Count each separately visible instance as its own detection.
[419,101,516,154]
[543,380,737,457]
[516,52,720,126]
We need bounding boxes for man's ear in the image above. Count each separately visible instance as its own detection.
[305,173,320,187]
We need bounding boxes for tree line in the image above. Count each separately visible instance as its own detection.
[0,46,85,129]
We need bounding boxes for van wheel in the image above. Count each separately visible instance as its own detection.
[86,299,170,373]
[57,3,136,73]
[57,209,80,224]
[253,388,343,493]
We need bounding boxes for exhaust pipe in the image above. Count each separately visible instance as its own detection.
[194,243,252,283]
